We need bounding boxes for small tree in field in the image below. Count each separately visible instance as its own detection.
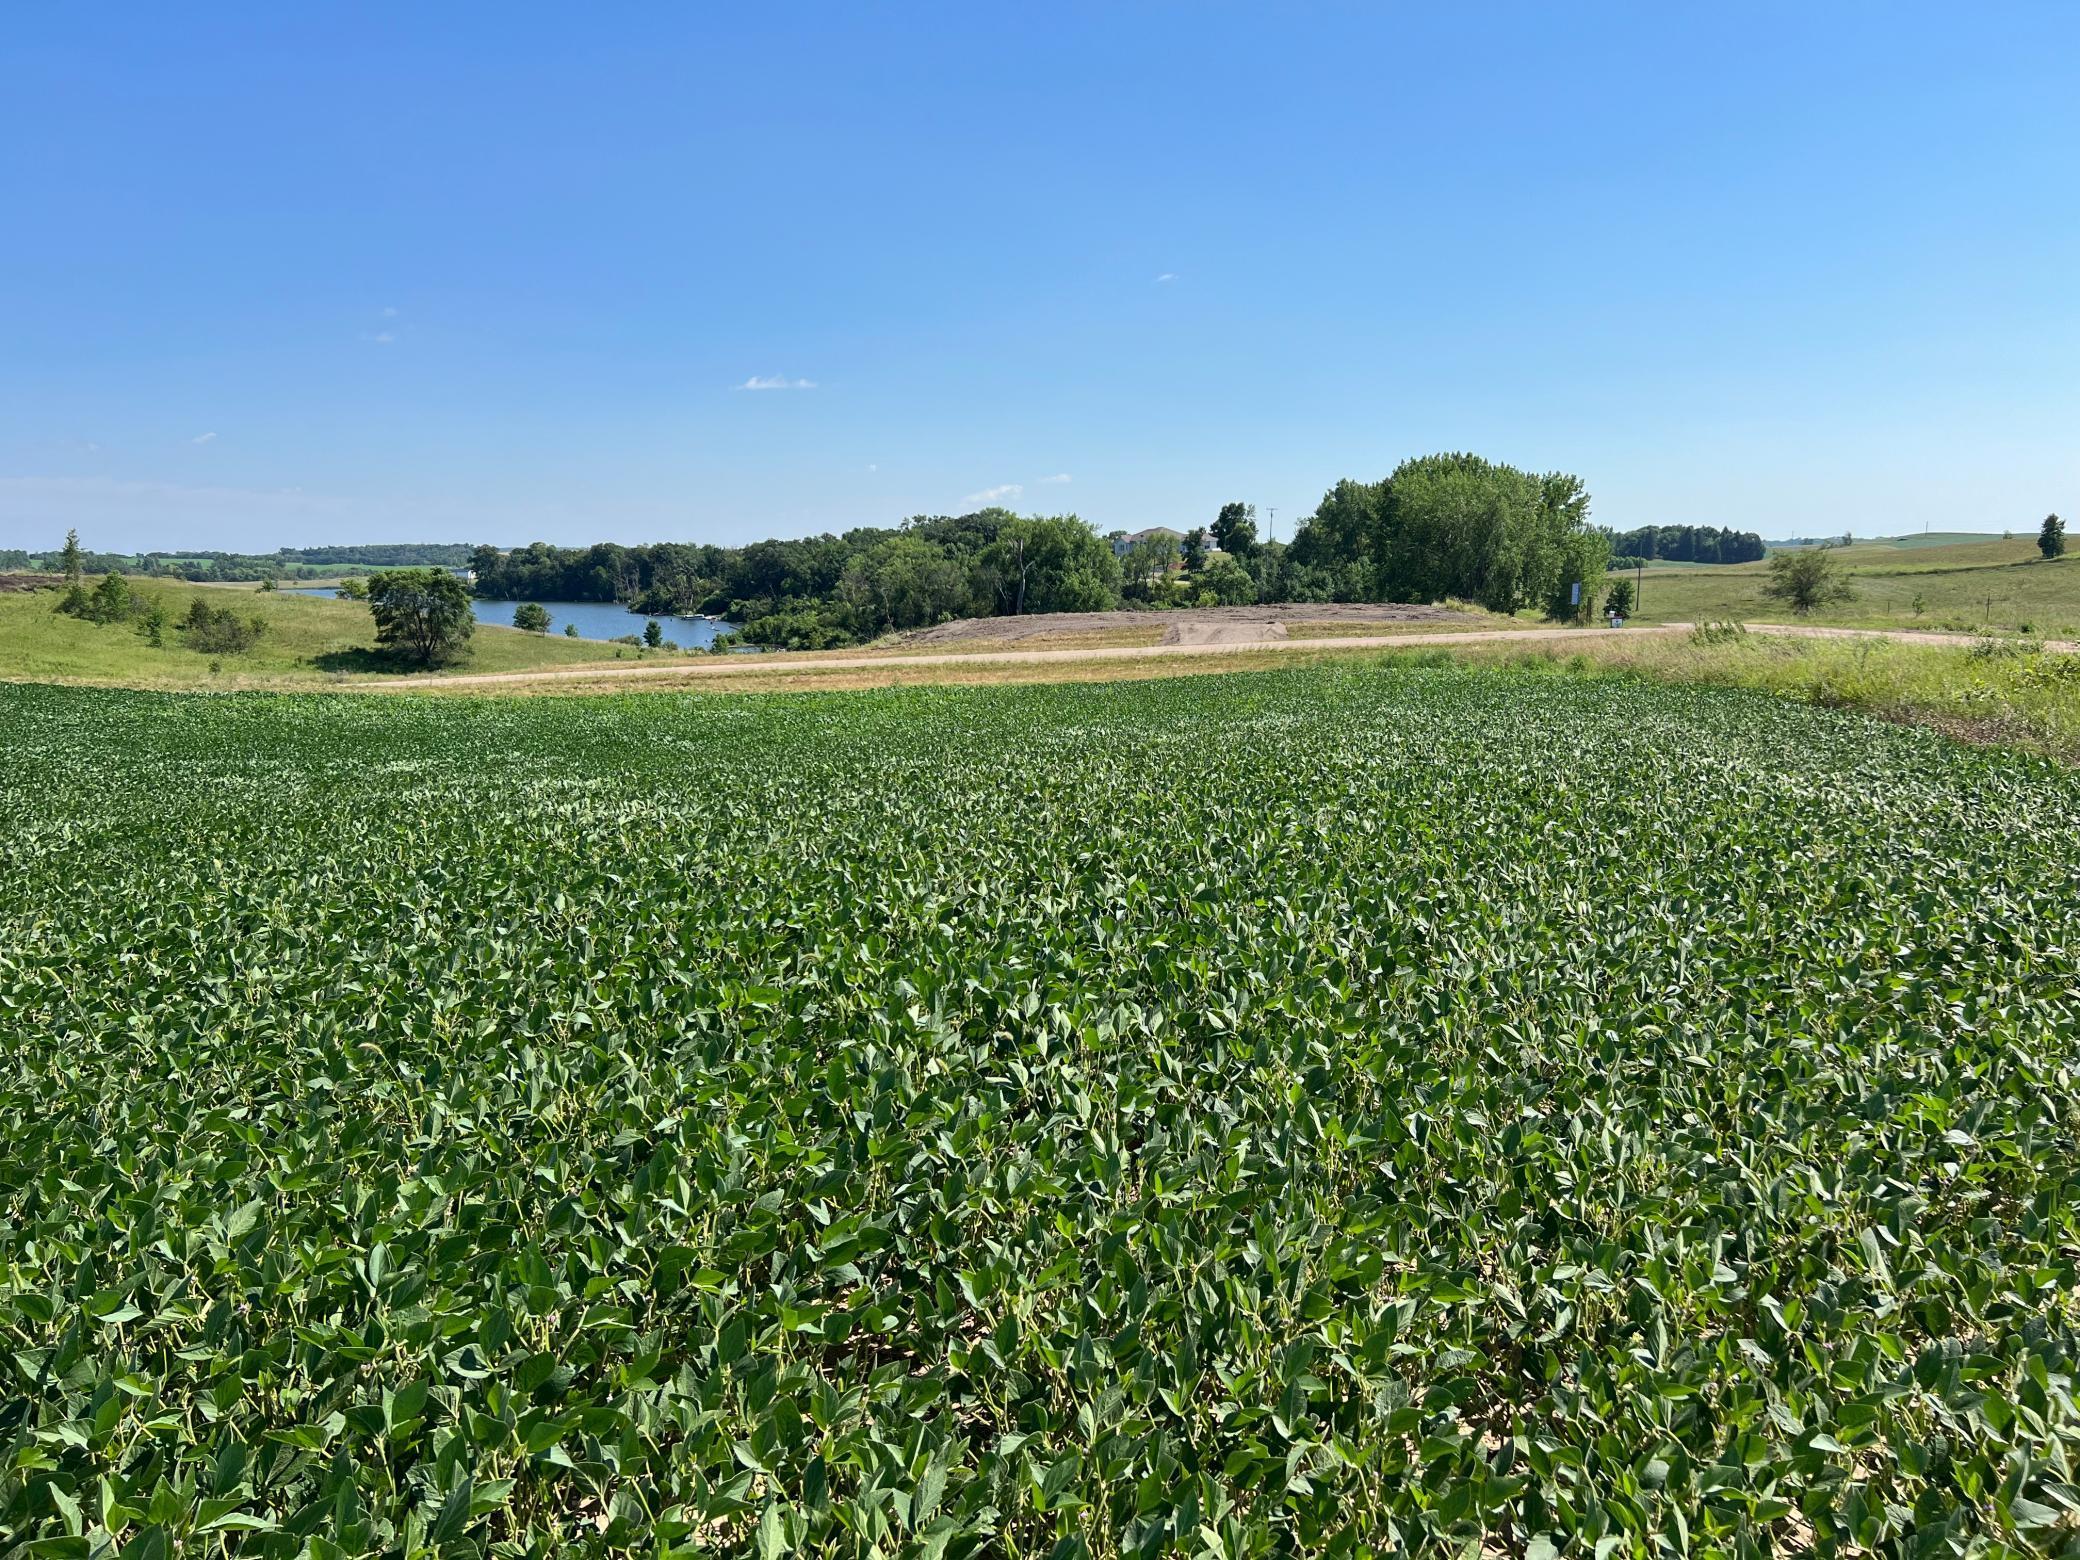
[1603,578,1635,618]
[60,528,84,585]
[513,601,551,634]
[2042,514,2067,560]
[366,569,474,665]
[1761,548,1854,615]
[642,619,664,649]
[563,623,579,637]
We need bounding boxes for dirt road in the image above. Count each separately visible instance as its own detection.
[897,601,1461,647]
[369,621,2077,692]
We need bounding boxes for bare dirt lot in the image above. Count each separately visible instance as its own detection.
[896,602,1467,648]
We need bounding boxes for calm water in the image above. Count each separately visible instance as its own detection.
[295,591,739,647]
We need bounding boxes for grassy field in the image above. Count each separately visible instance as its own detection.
[1618,535,2080,637]
[0,576,658,688]
[4,667,2078,1555]
[1432,627,2080,764]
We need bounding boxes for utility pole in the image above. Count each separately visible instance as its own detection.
[1265,506,1277,544]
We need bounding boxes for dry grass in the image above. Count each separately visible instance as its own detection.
[1440,628,2080,763]
[401,644,1388,697]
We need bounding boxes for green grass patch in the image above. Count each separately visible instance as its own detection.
[1622,537,2079,637]
[0,576,652,688]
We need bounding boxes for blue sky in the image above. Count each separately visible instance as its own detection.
[3,3,2076,553]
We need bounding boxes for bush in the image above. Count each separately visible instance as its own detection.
[1690,620,1749,645]
[56,573,139,626]
[513,602,552,634]
[180,598,266,654]
[1196,554,1257,607]
[1760,548,1855,615]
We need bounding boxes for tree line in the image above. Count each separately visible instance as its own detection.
[468,511,1122,649]
[1605,525,1766,565]
[0,542,471,582]
[467,453,1615,647]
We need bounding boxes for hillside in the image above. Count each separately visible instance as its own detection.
[0,576,670,688]
[1619,534,2079,637]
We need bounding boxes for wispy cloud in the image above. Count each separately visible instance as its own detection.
[1154,272,1177,283]
[381,305,399,317]
[364,330,397,345]
[962,483,1022,507]
[867,463,879,473]
[1039,472,1072,485]
[739,374,816,391]
[191,431,218,445]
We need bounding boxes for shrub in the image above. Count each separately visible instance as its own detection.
[1761,547,1855,614]
[180,598,266,654]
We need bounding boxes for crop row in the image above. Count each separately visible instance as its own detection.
[2,666,2077,1557]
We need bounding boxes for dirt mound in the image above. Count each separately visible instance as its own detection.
[1161,619,1289,646]
[901,602,1463,647]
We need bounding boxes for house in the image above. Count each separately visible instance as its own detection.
[1110,526,1213,560]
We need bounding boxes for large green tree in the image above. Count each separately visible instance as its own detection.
[837,534,976,634]
[979,517,1121,616]
[1288,455,1603,616]
[2041,513,2066,560]
[1211,502,1258,559]
[367,569,475,664]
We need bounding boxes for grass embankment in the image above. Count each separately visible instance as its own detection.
[1442,626,2080,762]
[1620,534,2079,637]
[0,576,666,688]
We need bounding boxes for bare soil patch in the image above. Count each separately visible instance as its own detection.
[897,602,1464,648]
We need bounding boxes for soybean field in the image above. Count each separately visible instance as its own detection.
[2,666,2078,1558]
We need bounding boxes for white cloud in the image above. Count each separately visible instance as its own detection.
[867,463,878,473]
[1154,272,1177,283]
[191,431,217,445]
[364,330,397,345]
[739,374,816,391]
[962,483,1022,506]
[1039,472,1072,484]
[381,305,399,317]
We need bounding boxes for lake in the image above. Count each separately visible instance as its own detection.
[295,591,740,647]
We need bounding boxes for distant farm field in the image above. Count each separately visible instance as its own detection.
[3,668,2078,1556]
[1623,540,2079,639]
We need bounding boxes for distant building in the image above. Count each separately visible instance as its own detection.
[1111,526,1182,557]
[1111,525,1214,559]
